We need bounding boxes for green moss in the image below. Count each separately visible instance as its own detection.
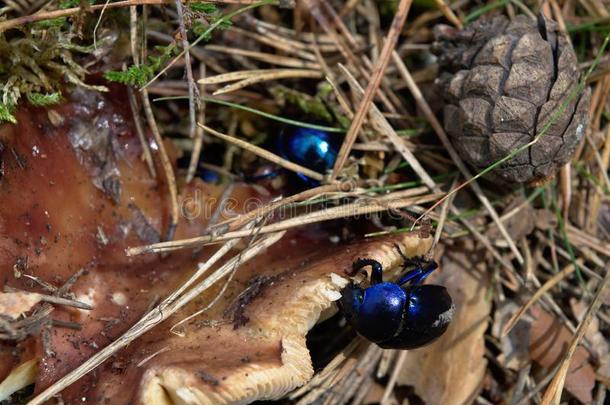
[27,92,63,106]
[104,44,179,87]
[188,2,218,13]
[0,20,104,124]
[270,86,334,123]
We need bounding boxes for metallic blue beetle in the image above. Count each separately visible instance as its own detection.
[276,127,339,184]
[339,251,454,350]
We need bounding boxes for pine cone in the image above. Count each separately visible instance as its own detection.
[433,15,590,184]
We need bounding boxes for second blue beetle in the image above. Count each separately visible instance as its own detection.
[339,251,454,350]
[276,127,340,185]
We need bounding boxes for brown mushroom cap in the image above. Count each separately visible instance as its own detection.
[0,90,433,404]
[116,233,432,405]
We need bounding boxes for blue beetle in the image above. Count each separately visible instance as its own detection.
[339,250,454,350]
[242,127,339,186]
[272,127,339,185]
[277,127,339,178]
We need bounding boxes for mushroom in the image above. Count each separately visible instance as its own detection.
[0,90,433,404]
[135,233,431,404]
[68,232,430,405]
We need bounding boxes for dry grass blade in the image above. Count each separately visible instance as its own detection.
[174,0,198,143]
[23,292,91,311]
[127,87,157,178]
[127,190,441,255]
[501,259,583,336]
[199,123,325,181]
[204,45,321,69]
[0,0,261,32]
[2,282,91,309]
[198,69,318,84]
[330,0,414,180]
[566,224,610,258]
[27,232,285,405]
[210,70,323,95]
[210,182,352,233]
[142,89,179,241]
[432,177,458,249]
[433,0,463,28]
[381,350,407,404]
[540,266,610,405]
[186,64,207,183]
[559,164,572,224]
[229,26,318,60]
[245,16,347,47]
[337,64,436,188]
[586,125,610,231]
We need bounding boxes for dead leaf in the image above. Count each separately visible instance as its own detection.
[493,301,530,370]
[528,306,595,403]
[485,196,535,245]
[597,353,610,388]
[397,246,491,405]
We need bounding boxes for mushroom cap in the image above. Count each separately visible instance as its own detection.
[0,90,434,404]
[129,233,432,405]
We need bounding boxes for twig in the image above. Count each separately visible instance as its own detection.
[174,0,198,143]
[210,182,353,233]
[127,190,441,255]
[330,0,414,180]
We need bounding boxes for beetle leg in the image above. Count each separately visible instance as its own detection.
[394,243,424,269]
[352,258,384,284]
[397,260,438,286]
